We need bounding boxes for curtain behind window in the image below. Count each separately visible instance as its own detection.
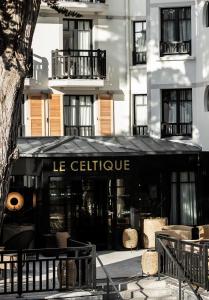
[135,22,146,53]
[170,172,197,225]
[162,7,191,42]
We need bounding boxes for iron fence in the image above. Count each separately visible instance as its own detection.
[52,49,106,80]
[0,240,96,297]
[161,122,192,138]
[133,51,146,65]
[156,233,209,300]
[64,125,94,136]
[133,125,148,136]
[160,40,191,56]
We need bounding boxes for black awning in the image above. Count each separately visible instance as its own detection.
[17,136,201,158]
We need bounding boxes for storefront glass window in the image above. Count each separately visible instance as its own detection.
[170,171,197,225]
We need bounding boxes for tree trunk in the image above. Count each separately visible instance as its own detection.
[0,0,41,236]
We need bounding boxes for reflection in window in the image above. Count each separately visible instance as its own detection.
[160,7,191,56]
[161,89,192,137]
[63,95,93,136]
[133,21,146,64]
[116,179,130,225]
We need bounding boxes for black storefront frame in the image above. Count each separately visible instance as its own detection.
[41,157,135,250]
[8,152,202,250]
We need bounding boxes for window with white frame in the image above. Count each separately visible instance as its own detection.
[160,7,191,56]
[161,89,192,137]
[133,95,148,136]
[133,21,146,64]
[63,95,94,136]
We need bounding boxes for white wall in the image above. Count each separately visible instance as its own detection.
[27,0,148,136]
[147,0,209,149]
[32,16,61,87]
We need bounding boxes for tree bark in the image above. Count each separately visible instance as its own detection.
[0,0,41,235]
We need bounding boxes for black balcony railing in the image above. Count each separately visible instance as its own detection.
[133,125,148,136]
[52,49,106,80]
[161,122,192,138]
[156,233,209,299]
[59,0,105,2]
[18,125,25,137]
[160,41,191,56]
[0,240,96,297]
[133,51,146,65]
[64,125,94,136]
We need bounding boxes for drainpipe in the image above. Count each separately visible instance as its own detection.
[125,0,132,136]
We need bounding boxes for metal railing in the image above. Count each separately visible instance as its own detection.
[156,233,208,300]
[52,49,106,80]
[64,125,94,136]
[133,51,146,65]
[96,254,123,300]
[133,125,148,136]
[0,240,96,297]
[160,40,191,56]
[17,125,25,137]
[161,122,192,138]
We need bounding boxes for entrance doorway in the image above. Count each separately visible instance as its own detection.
[48,177,132,249]
[48,177,111,249]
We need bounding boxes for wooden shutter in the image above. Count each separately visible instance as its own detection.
[99,94,113,136]
[49,94,62,136]
[29,95,43,136]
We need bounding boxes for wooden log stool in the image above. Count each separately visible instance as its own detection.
[122,228,138,249]
[57,259,77,290]
[141,250,158,276]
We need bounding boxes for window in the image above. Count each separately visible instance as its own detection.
[133,21,146,64]
[18,95,25,137]
[63,95,94,136]
[170,172,197,225]
[205,2,209,27]
[160,7,191,56]
[63,19,92,50]
[133,95,148,136]
[161,89,192,137]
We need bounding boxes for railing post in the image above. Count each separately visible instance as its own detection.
[106,277,110,299]
[203,244,208,290]
[91,245,96,289]
[179,279,182,300]
[17,249,23,298]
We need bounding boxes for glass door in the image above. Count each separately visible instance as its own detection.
[48,177,109,249]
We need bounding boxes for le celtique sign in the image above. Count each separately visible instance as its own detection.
[52,159,130,173]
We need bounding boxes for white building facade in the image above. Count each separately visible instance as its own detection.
[6,0,209,249]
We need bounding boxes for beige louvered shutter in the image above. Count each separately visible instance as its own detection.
[49,94,62,136]
[29,95,43,136]
[99,94,113,136]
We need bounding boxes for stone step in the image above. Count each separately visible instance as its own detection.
[120,287,173,300]
[129,297,178,300]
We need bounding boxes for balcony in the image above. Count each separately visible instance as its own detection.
[161,122,192,138]
[49,49,106,88]
[160,41,191,56]
[133,125,148,136]
[41,0,107,14]
[64,125,94,136]
[133,51,146,65]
